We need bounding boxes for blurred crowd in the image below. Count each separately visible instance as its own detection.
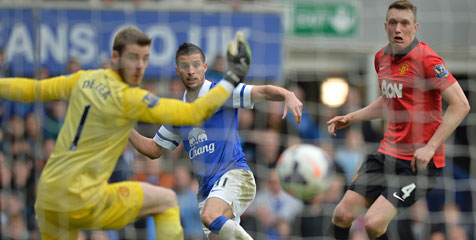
[0,49,474,240]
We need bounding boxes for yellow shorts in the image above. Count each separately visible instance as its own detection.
[36,181,144,240]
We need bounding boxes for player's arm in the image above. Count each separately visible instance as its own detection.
[129,81,234,126]
[251,85,303,123]
[128,31,251,126]
[0,72,82,101]
[129,129,164,159]
[412,82,470,171]
[327,96,385,136]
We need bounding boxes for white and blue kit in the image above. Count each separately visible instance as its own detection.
[153,80,256,202]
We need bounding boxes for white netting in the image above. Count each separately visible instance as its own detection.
[0,1,474,239]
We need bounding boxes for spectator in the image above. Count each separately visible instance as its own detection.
[393,200,431,240]
[173,166,204,240]
[0,47,10,78]
[430,203,471,240]
[0,152,12,189]
[2,193,29,239]
[43,100,67,140]
[334,128,366,184]
[25,113,42,160]
[109,142,137,184]
[100,58,112,69]
[130,156,175,239]
[254,129,282,171]
[238,108,257,170]
[38,139,55,170]
[90,230,111,240]
[251,168,303,239]
[285,85,320,143]
[65,57,82,74]
[0,128,3,152]
[11,158,33,191]
[36,66,50,80]
[131,156,174,188]
[25,113,41,143]
[294,168,346,238]
[205,54,225,82]
[5,214,29,239]
[266,101,285,133]
[7,115,33,158]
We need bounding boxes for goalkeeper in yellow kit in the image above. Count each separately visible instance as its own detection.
[0,26,252,240]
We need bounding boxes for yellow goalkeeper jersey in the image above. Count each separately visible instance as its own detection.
[0,69,233,212]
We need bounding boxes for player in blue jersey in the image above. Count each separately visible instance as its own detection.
[129,42,303,240]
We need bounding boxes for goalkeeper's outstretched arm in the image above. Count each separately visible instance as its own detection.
[0,71,82,101]
[131,80,234,126]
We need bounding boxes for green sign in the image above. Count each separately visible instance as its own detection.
[293,2,357,37]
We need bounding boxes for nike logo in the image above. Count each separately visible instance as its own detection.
[379,66,387,71]
[393,192,404,202]
[211,189,223,193]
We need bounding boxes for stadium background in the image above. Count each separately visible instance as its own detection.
[0,0,474,239]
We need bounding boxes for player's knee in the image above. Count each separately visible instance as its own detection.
[332,207,355,227]
[364,217,387,239]
[144,182,178,210]
[161,188,178,208]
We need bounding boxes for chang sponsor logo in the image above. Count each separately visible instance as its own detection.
[188,128,215,159]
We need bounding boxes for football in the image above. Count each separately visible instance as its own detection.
[276,144,334,200]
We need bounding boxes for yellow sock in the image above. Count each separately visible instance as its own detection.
[153,206,184,240]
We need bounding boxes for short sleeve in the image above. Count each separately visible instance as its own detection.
[423,55,456,92]
[232,83,254,109]
[153,125,181,150]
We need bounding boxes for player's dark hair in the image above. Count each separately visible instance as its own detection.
[175,43,206,66]
[388,0,417,22]
[113,26,152,55]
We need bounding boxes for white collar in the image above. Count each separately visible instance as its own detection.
[183,79,212,102]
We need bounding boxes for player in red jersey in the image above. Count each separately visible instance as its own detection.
[326,1,470,239]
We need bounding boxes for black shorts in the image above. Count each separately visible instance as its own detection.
[348,152,442,209]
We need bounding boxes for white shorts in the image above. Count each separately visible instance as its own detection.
[198,169,256,237]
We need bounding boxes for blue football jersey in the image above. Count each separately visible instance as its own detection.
[154,80,254,201]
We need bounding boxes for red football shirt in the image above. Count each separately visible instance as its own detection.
[375,39,456,168]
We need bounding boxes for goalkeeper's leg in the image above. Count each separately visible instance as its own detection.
[138,182,184,240]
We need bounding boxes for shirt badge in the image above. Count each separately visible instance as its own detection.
[119,186,130,198]
[398,62,410,75]
[142,93,159,108]
[433,64,449,78]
